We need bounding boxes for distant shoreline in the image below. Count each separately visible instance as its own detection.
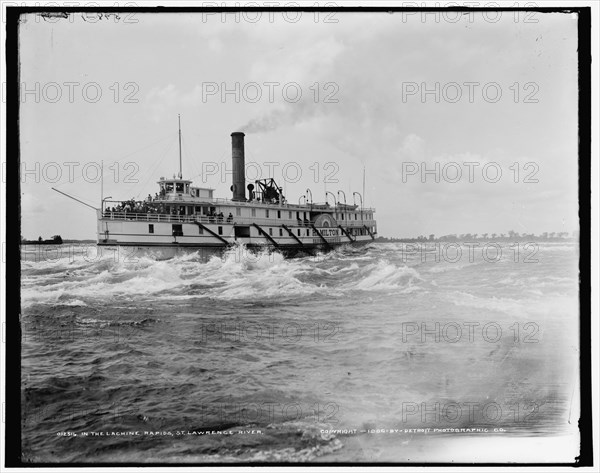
[20,240,96,245]
[375,237,577,243]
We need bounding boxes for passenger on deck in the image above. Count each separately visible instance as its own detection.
[227,212,233,223]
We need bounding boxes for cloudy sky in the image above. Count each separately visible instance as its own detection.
[17,7,580,240]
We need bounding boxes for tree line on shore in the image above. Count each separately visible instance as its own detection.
[376,230,577,243]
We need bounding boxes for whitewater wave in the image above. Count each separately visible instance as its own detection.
[21,244,424,307]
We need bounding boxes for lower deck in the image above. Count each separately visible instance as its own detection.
[97,212,377,250]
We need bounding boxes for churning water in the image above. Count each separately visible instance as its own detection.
[20,241,580,463]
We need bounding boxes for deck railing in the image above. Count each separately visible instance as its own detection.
[101,211,376,228]
[102,198,376,213]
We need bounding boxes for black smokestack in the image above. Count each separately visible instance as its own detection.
[231,132,246,201]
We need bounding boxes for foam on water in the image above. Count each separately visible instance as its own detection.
[22,244,426,307]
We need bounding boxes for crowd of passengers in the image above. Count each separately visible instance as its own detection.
[103,198,235,222]
[105,197,163,215]
[104,193,313,226]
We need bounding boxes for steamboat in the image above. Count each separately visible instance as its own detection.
[95,124,377,255]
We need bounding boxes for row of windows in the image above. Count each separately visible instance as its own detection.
[155,204,373,222]
[262,210,373,220]
[264,210,308,220]
[151,224,340,238]
[268,227,311,237]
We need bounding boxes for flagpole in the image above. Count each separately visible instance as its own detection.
[178,114,183,179]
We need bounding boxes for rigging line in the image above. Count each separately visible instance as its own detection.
[134,136,178,199]
[141,135,177,185]
[52,188,99,208]
[180,135,204,185]
[109,139,176,201]
[180,135,196,178]
[101,131,175,162]
[129,134,177,196]
[179,134,192,177]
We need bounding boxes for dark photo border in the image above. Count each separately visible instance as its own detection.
[4,4,593,468]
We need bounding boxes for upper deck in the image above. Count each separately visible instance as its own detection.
[102,195,376,226]
[108,175,376,220]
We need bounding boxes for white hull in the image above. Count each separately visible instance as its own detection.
[97,211,376,253]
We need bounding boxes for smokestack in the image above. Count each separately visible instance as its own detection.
[231,132,246,201]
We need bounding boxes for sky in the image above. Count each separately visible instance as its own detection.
[16,7,581,240]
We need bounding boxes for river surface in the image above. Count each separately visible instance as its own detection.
[20,241,580,463]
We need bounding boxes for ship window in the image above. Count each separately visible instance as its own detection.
[266,209,270,218]
[176,183,184,193]
[297,229,300,236]
[172,224,183,236]
[234,226,250,238]
[236,208,241,216]
[195,206,202,214]
[218,226,223,235]
[268,228,272,236]
[289,211,292,219]
[296,211,300,219]
[251,208,256,217]
[279,228,283,236]
[198,226,203,234]
[355,214,357,220]
[277,210,281,219]
[341,214,344,220]
[306,229,309,236]
[148,224,154,234]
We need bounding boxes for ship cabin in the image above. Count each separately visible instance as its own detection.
[157,177,214,201]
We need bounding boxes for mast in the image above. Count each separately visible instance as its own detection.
[178,114,183,179]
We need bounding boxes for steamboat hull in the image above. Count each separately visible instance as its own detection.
[97,210,376,259]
